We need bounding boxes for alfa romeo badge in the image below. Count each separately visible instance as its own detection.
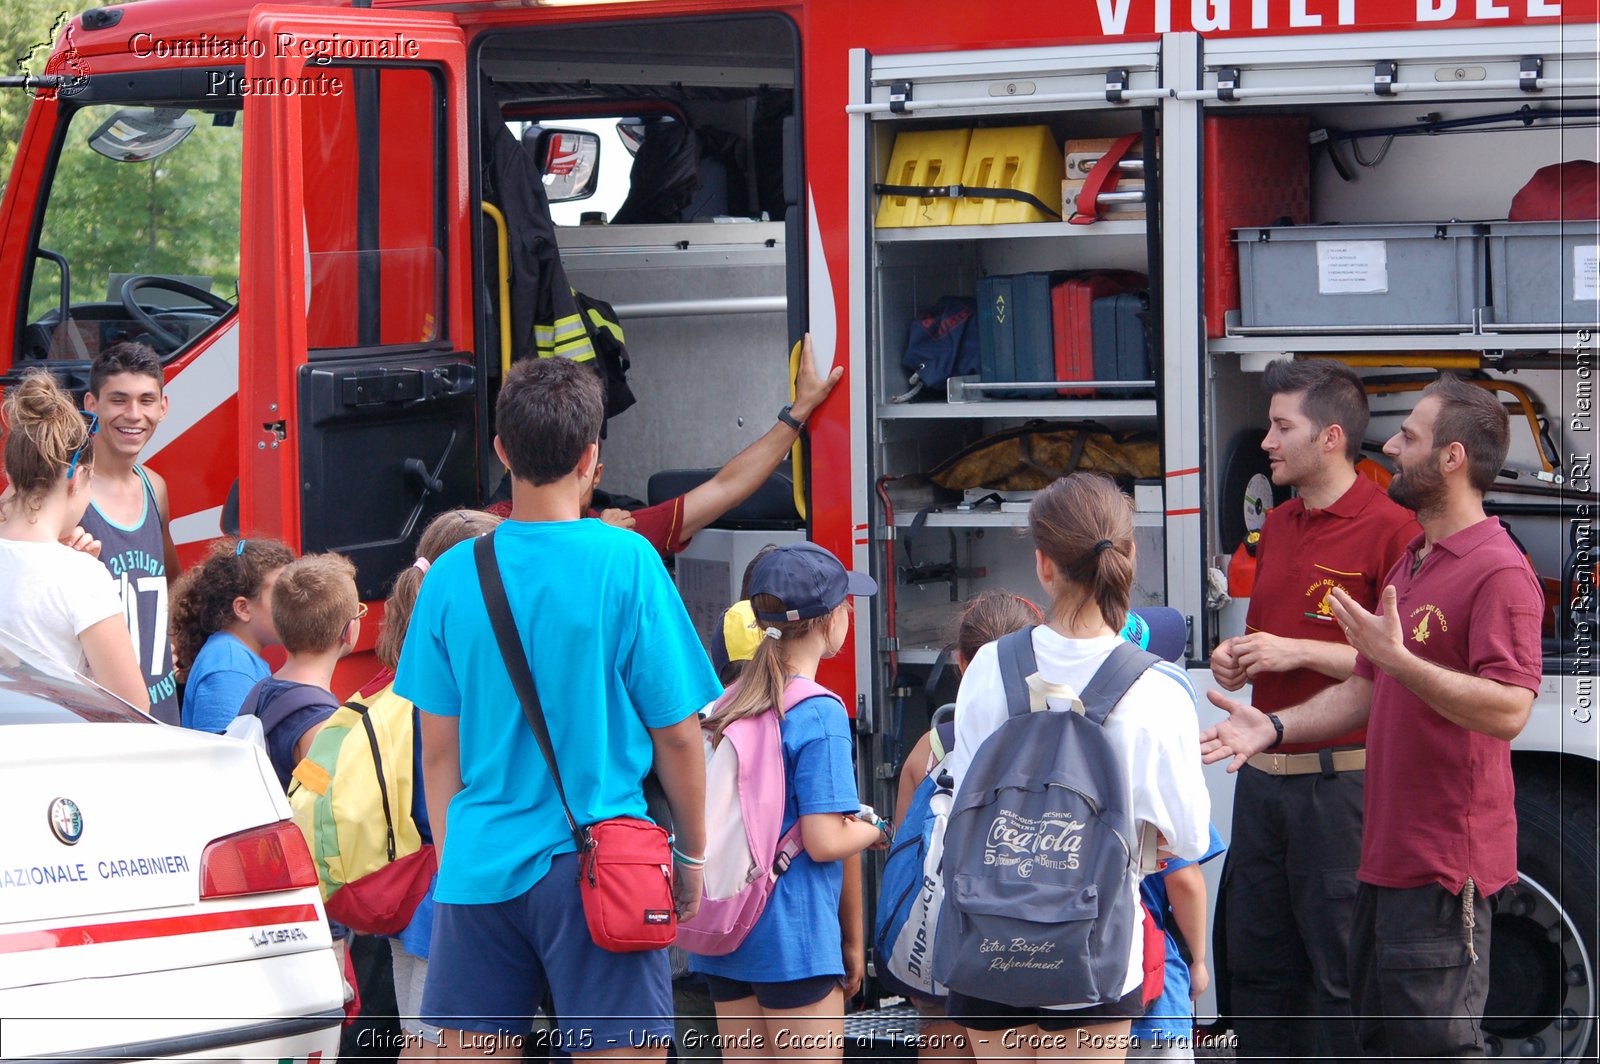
[48,797,83,845]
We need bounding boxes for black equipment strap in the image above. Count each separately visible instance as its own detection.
[873,182,1063,220]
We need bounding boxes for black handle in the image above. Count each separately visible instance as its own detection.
[404,458,445,495]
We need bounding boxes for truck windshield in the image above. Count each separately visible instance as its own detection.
[21,103,242,362]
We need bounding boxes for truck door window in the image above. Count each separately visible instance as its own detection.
[301,66,445,355]
[21,104,242,362]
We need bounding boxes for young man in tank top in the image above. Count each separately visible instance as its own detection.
[81,342,181,723]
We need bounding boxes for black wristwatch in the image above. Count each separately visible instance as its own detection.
[777,403,805,431]
[1266,712,1285,750]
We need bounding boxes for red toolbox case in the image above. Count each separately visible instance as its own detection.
[1052,271,1145,396]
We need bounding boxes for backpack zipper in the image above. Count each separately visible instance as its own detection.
[1038,782,1136,864]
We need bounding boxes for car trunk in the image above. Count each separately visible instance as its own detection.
[0,722,328,992]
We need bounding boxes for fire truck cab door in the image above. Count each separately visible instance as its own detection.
[239,10,473,598]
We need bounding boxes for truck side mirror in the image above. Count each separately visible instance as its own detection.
[528,127,601,202]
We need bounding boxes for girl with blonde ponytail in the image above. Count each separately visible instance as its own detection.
[940,474,1211,1061]
[689,542,885,1060]
[0,372,147,709]
[369,507,501,1058]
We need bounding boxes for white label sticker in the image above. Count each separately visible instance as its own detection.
[1574,245,1600,302]
[1317,240,1388,294]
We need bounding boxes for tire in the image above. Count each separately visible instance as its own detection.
[1217,430,1288,555]
[1481,766,1599,1061]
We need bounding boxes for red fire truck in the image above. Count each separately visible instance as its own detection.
[1,1,1595,1056]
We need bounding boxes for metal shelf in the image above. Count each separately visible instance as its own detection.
[873,220,1146,243]
[890,508,1164,529]
[876,398,1156,423]
[1209,332,1583,355]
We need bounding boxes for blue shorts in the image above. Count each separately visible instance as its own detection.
[421,852,673,1050]
[702,973,840,1010]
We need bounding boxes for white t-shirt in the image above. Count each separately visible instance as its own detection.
[946,627,1213,1006]
[0,539,125,681]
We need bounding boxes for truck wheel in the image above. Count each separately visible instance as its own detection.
[1481,768,1598,1061]
[1218,430,1285,555]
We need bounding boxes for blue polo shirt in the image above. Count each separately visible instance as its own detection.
[394,519,720,905]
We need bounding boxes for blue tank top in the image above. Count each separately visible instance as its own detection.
[80,466,178,723]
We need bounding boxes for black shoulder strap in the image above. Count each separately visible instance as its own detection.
[473,532,586,852]
[995,625,1039,719]
[347,696,400,863]
[1077,641,1159,727]
[994,629,1157,726]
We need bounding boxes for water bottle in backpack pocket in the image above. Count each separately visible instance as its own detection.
[933,632,1156,1008]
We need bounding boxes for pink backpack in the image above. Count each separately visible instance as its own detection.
[676,677,838,956]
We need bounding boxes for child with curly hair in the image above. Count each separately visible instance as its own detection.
[172,537,295,732]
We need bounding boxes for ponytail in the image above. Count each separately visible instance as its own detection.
[1027,474,1136,632]
[0,371,92,522]
[376,508,502,668]
[703,593,832,742]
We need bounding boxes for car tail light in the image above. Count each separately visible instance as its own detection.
[199,820,319,899]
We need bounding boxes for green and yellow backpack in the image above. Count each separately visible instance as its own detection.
[288,682,435,935]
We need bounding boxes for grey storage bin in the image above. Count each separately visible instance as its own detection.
[1485,219,1600,331]
[1234,222,1486,333]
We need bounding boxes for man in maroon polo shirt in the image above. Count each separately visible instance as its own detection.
[1202,373,1543,1061]
[1211,359,1418,1063]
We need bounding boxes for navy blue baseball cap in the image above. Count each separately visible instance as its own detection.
[748,542,878,621]
[1119,606,1188,662]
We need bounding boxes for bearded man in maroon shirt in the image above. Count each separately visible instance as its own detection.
[1202,373,1543,1062]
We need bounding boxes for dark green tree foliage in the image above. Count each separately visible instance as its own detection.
[1,1,69,179]
[28,107,242,321]
[5,2,241,325]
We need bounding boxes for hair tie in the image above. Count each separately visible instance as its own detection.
[764,626,782,641]
[234,539,248,556]
[412,557,432,574]
[1093,539,1114,555]
[1012,593,1045,620]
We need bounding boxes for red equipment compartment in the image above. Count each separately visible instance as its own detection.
[1051,271,1145,396]
[1203,116,1311,338]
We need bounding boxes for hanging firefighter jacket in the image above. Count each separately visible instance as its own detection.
[481,98,635,419]
[575,288,636,419]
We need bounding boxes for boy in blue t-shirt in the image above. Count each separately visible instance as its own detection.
[1132,825,1227,1061]
[395,357,718,1059]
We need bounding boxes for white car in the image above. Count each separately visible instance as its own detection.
[0,631,344,1062]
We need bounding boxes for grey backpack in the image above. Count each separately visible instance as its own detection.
[932,629,1156,1007]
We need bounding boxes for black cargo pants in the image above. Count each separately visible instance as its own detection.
[1348,879,1499,1062]
[1223,761,1365,1062]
